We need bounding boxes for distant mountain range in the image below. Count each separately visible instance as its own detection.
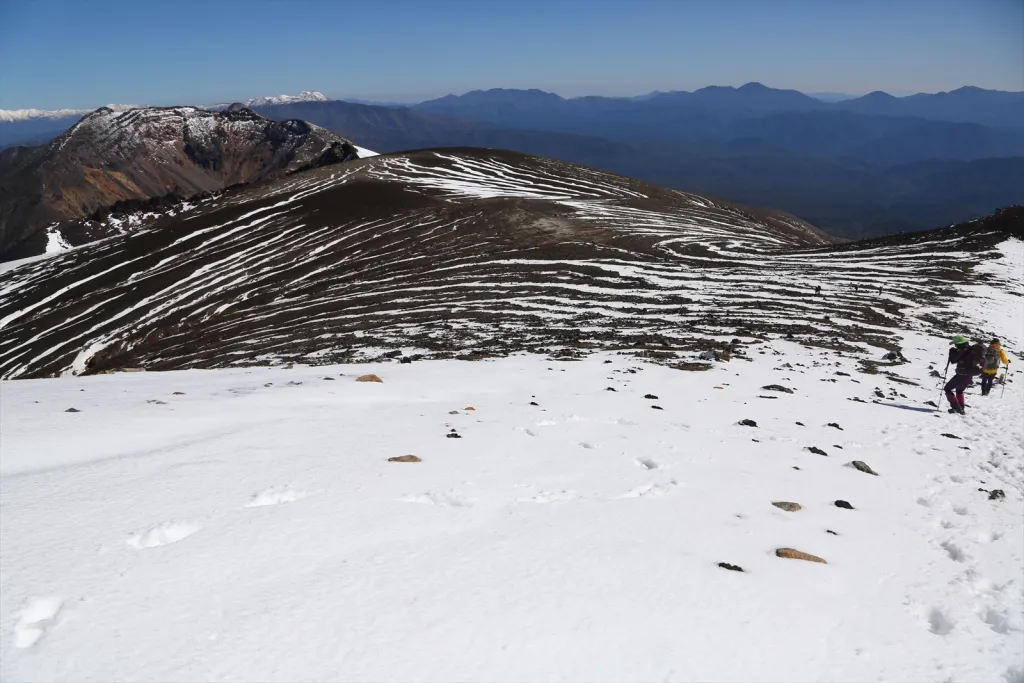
[2,84,1021,240]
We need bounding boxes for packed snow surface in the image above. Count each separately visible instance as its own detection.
[2,321,1021,681]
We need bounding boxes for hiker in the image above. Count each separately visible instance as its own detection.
[981,338,1009,396]
[944,335,985,414]
[815,285,821,296]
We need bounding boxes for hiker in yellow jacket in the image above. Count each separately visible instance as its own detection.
[981,339,1009,396]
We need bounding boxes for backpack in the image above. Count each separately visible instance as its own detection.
[984,345,1002,371]
[967,343,986,375]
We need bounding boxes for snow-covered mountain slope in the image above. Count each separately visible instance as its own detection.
[1,270,1021,681]
[0,149,1018,382]
[0,106,363,260]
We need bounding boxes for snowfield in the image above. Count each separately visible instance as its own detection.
[2,267,1021,682]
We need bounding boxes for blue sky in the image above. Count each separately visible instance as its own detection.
[0,0,1021,109]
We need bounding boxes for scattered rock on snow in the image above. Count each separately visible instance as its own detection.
[738,419,758,427]
[388,455,422,463]
[795,421,805,426]
[924,400,937,407]
[64,407,80,413]
[651,405,664,410]
[644,394,659,400]
[529,401,539,406]
[775,548,827,564]
[940,433,961,440]
[772,501,802,512]
[987,489,1006,501]
[806,446,828,456]
[323,377,335,381]
[851,460,878,475]
[606,387,617,392]
[827,422,843,430]
[172,391,185,395]
[826,530,839,536]
[356,374,384,383]
[761,384,794,394]
[718,562,744,572]
[446,432,462,439]
[449,410,460,415]
[834,500,854,509]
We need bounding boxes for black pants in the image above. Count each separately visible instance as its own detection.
[981,373,996,395]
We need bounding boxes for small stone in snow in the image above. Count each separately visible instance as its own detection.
[323,377,335,381]
[355,374,383,383]
[940,433,961,439]
[651,405,664,410]
[761,384,794,394]
[173,391,185,395]
[834,500,854,509]
[529,401,539,406]
[446,432,462,439]
[718,562,744,572]
[851,460,878,475]
[795,421,805,426]
[775,548,827,564]
[988,489,1005,501]
[826,530,839,536]
[449,410,460,415]
[772,501,802,512]
[738,419,758,427]
[606,387,617,392]
[806,446,828,456]
[388,455,421,463]
[65,407,80,413]
[827,422,843,430]
[644,393,659,400]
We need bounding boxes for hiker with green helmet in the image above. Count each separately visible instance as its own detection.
[944,335,986,414]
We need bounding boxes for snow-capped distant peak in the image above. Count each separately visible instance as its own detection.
[0,104,140,122]
[241,91,330,107]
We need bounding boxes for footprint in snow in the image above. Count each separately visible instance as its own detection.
[402,491,472,508]
[927,606,956,636]
[636,458,659,470]
[127,522,201,549]
[13,596,63,649]
[940,540,969,563]
[245,486,308,507]
[517,490,579,504]
[617,479,679,498]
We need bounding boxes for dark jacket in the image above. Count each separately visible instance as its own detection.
[949,343,985,376]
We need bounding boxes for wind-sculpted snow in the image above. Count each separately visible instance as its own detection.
[0,148,1015,379]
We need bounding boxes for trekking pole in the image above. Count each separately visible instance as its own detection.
[1000,365,1007,398]
[937,361,949,408]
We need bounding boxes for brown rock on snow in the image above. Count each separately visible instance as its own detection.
[356,374,383,383]
[851,460,878,475]
[388,455,422,463]
[772,501,802,512]
[775,548,827,564]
